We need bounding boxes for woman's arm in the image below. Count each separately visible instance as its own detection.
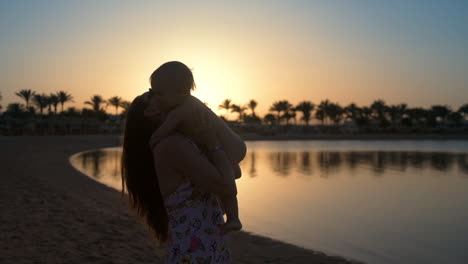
[153,135,237,197]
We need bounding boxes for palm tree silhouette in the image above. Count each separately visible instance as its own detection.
[49,93,59,114]
[6,103,25,113]
[406,107,427,125]
[32,94,48,115]
[358,106,373,126]
[15,89,34,108]
[295,101,314,126]
[282,110,296,125]
[230,104,247,122]
[447,111,463,126]
[107,96,122,115]
[370,100,388,123]
[263,113,276,125]
[85,95,106,112]
[458,104,468,120]
[269,100,292,125]
[430,105,451,121]
[120,100,131,116]
[269,101,282,124]
[218,99,232,120]
[248,99,258,117]
[327,102,343,125]
[57,91,73,113]
[316,100,331,124]
[344,103,359,123]
[388,104,407,125]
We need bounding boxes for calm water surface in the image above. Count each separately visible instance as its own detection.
[70,140,468,264]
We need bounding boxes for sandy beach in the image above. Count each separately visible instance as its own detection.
[0,135,363,264]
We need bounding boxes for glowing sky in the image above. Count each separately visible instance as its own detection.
[1,0,467,116]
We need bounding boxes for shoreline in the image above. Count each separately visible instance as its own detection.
[0,135,363,264]
[240,133,468,141]
[2,133,468,141]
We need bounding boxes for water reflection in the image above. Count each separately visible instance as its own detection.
[70,148,122,189]
[259,151,467,178]
[248,152,257,177]
[71,149,468,189]
[70,144,468,264]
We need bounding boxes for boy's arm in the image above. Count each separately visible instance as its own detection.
[190,112,237,185]
[149,112,179,150]
[189,96,247,163]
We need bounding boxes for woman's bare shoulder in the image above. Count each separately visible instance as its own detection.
[154,134,190,154]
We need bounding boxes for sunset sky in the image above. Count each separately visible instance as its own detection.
[1,0,467,116]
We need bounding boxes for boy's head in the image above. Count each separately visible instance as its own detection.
[146,61,196,113]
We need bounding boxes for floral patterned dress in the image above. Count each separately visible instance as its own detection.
[164,178,231,264]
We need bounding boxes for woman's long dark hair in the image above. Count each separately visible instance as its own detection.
[121,61,195,244]
[121,93,168,243]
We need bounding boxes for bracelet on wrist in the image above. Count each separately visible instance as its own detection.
[210,145,224,153]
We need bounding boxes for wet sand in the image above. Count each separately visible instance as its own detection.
[0,135,362,264]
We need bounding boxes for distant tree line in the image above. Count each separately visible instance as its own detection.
[1,89,467,135]
[218,98,468,129]
[1,89,131,121]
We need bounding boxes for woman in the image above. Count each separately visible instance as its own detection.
[121,62,245,263]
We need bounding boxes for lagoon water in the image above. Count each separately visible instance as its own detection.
[70,140,468,264]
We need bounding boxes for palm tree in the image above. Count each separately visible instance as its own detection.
[264,113,276,125]
[248,99,258,117]
[230,104,247,122]
[85,95,106,112]
[388,103,407,125]
[282,110,296,125]
[360,106,373,124]
[107,96,122,115]
[269,101,283,124]
[430,105,451,121]
[327,102,343,125]
[218,99,232,119]
[6,103,25,113]
[295,101,314,126]
[120,100,131,116]
[57,91,73,113]
[458,104,468,120]
[15,89,34,108]
[269,100,292,125]
[32,94,48,115]
[405,107,427,126]
[370,99,388,123]
[65,107,79,116]
[447,112,463,126]
[316,100,331,124]
[344,103,360,122]
[49,93,59,114]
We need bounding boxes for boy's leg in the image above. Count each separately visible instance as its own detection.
[218,195,242,235]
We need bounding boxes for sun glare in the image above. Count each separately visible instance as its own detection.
[188,59,246,115]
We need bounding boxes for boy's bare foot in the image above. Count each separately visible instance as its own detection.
[218,219,242,235]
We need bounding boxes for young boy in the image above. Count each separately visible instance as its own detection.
[147,94,245,235]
